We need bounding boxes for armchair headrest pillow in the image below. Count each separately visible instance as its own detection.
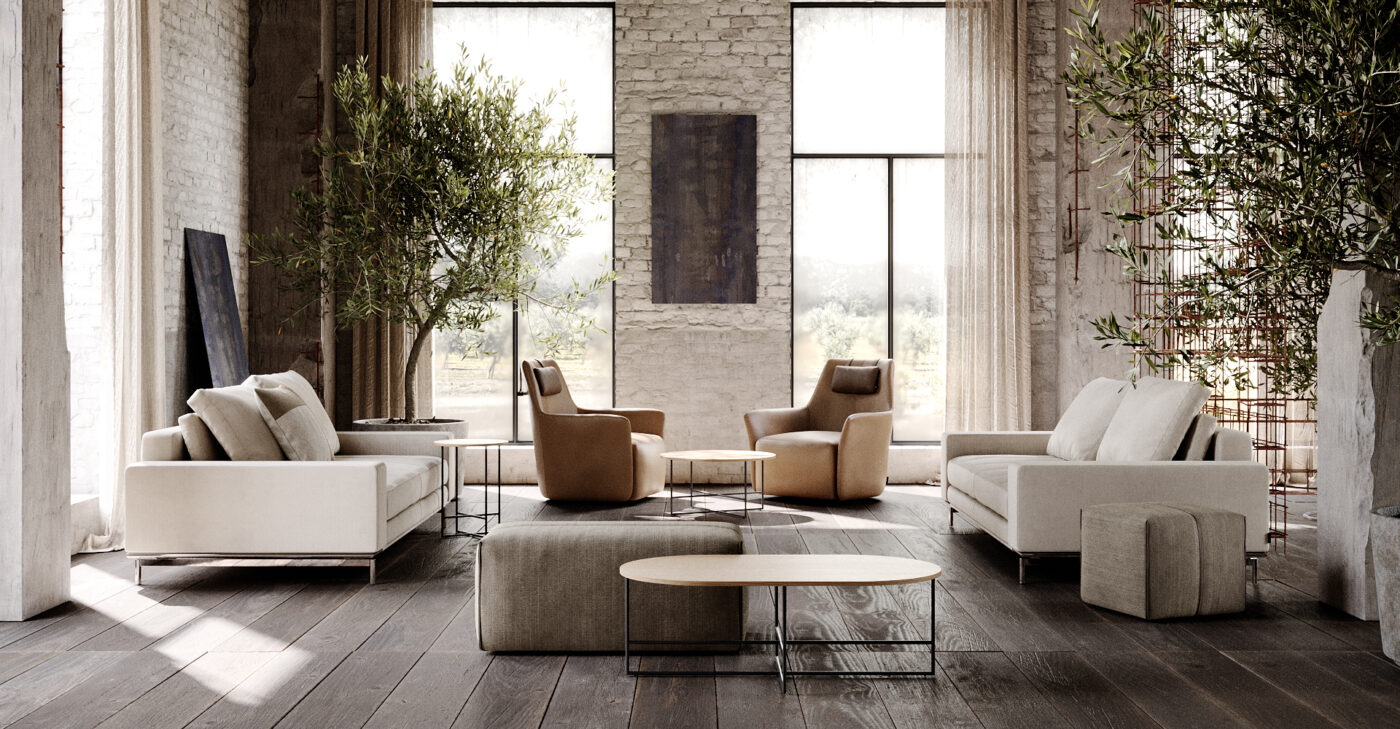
[1046,377,1128,461]
[535,365,565,396]
[244,370,339,454]
[831,365,880,395]
[1096,377,1211,462]
[178,413,227,461]
[187,385,286,461]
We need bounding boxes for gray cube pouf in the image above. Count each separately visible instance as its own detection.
[1080,502,1246,620]
[475,521,744,651]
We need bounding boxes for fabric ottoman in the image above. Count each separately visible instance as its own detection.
[475,521,744,651]
[1080,502,1246,619]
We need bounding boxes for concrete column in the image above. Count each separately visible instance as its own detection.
[0,0,72,621]
[1317,269,1400,621]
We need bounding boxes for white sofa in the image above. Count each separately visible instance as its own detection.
[126,426,448,584]
[942,378,1272,582]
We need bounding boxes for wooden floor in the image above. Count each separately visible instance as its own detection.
[1,486,1394,729]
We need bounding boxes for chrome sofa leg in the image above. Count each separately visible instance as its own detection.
[1248,556,1259,584]
[133,559,143,586]
[948,507,955,530]
[369,558,378,585]
[1018,557,1028,585]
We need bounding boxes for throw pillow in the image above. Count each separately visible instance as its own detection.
[187,386,286,461]
[1046,377,1128,461]
[178,413,227,461]
[244,370,338,454]
[1096,377,1212,462]
[1174,413,1218,461]
[253,386,334,461]
[831,365,881,395]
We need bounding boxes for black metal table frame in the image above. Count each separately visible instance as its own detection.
[623,578,936,693]
[666,458,766,517]
[439,442,503,538]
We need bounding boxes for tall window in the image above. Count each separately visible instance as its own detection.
[432,3,614,442]
[792,4,946,442]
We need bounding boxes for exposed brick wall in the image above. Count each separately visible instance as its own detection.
[161,0,250,422]
[613,0,793,480]
[1027,0,1062,428]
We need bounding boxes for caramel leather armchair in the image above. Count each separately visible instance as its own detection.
[522,359,666,501]
[744,359,893,500]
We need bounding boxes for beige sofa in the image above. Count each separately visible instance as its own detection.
[126,426,447,584]
[943,377,1271,582]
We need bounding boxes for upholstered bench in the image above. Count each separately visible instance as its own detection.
[475,521,744,651]
[1080,502,1246,619]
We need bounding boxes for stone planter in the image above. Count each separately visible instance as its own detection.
[1372,506,1400,663]
[1317,270,1400,620]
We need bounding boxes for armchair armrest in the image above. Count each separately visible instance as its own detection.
[744,407,809,448]
[578,407,664,437]
[1006,460,1271,553]
[535,412,636,501]
[836,411,893,499]
[336,430,452,457]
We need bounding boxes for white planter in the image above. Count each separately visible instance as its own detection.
[1317,270,1400,620]
[1372,506,1400,663]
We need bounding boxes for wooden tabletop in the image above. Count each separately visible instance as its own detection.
[660,449,776,462]
[619,554,942,587]
[434,438,509,447]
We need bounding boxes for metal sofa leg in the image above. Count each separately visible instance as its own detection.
[948,507,956,530]
[133,559,143,586]
[1247,556,1259,584]
[369,558,378,585]
[1018,557,1029,585]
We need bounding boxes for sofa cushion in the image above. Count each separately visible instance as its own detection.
[336,454,439,519]
[831,365,880,395]
[534,365,564,396]
[188,386,286,461]
[1046,377,1127,461]
[1097,377,1211,462]
[1175,413,1217,461]
[757,430,841,497]
[254,386,334,461]
[945,454,1062,517]
[246,371,339,454]
[178,413,226,461]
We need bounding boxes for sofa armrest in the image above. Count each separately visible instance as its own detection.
[336,430,452,457]
[125,461,387,556]
[744,407,809,448]
[1006,460,1271,553]
[578,407,664,437]
[941,431,1053,497]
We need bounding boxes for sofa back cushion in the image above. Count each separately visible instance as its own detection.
[188,386,286,461]
[1046,378,1128,461]
[254,386,334,461]
[1097,377,1211,462]
[245,371,338,454]
[178,413,227,461]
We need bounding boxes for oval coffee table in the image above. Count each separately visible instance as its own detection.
[620,553,942,693]
[660,449,774,517]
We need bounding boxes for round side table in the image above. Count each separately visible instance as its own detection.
[435,438,507,538]
[659,449,775,517]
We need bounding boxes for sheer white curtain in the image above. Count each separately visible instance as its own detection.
[75,0,166,553]
[944,0,1032,432]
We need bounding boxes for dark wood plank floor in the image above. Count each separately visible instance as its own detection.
[0,487,1392,729]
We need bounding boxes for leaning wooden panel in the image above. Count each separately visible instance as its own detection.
[651,113,758,304]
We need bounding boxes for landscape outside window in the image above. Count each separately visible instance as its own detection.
[431,4,615,441]
[793,5,947,441]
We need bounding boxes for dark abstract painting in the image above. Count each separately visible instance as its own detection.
[651,114,758,304]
